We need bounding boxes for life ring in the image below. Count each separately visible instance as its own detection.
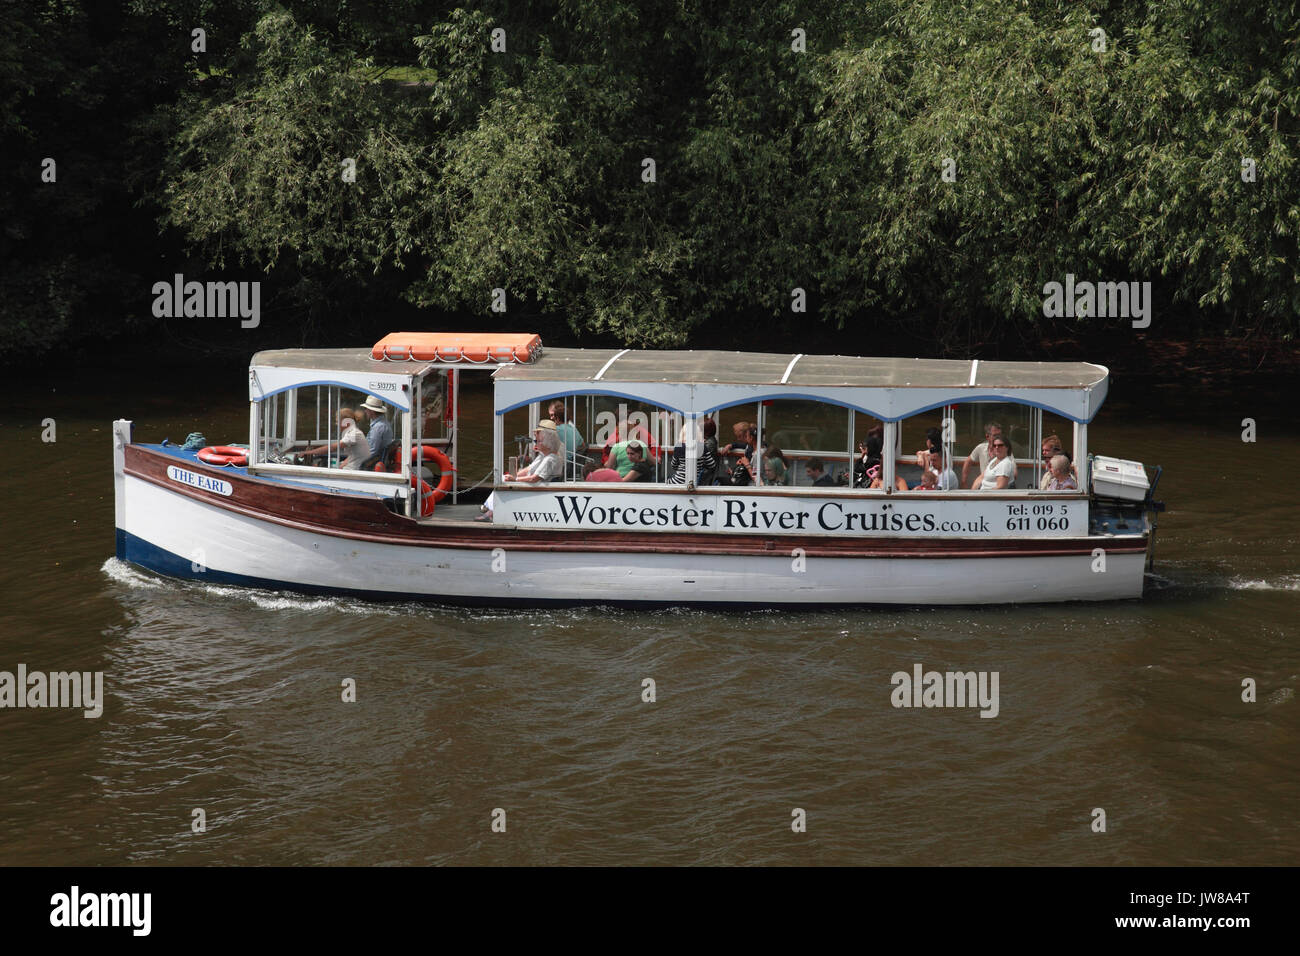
[409,476,436,517]
[198,445,248,467]
[411,445,456,505]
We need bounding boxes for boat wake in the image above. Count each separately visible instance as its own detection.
[101,557,405,617]
[1226,574,1300,593]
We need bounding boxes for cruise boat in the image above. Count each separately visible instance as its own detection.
[111,333,1163,606]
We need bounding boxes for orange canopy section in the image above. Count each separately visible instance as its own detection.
[371,332,542,365]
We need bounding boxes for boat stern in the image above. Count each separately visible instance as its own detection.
[113,419,132,560]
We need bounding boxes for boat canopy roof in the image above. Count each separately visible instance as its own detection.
[249,348,434,411]
[247,343,1111,422]
[492,349,1110,423]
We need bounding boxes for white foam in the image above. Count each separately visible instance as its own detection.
[101,557,169,590]
[1228,575,1300,592]
[187,581,408,616]
[104,557,405,617]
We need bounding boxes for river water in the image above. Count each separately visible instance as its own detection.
[2,356,1296,865]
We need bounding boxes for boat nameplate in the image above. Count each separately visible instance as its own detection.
[166,465,233,497]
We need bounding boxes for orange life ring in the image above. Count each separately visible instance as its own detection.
[411,445,456,505]
[198,446,248,466]
[409,475,436,517]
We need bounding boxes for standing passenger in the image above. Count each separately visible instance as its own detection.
[548,400,585,471]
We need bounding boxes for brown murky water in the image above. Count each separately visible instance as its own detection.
[1,356,1296,865]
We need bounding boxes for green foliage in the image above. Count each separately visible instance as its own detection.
[155,10,435,277]
[4,0,1297,362]
[815,0,1299,342]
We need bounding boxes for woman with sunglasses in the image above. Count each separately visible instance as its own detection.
[977,436,1016,491]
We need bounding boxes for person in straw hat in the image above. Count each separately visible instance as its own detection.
[507,420,563,483]
[360,394,394,461]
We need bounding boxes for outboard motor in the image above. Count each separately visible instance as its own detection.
[1088,456,1165,569]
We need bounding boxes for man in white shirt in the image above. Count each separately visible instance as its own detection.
[299,411,371,469]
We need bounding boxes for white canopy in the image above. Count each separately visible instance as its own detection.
[249,348,430,411]
[492,349,1110,423]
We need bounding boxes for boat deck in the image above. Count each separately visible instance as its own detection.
[419,503,487,525]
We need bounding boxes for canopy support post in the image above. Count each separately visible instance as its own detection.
[883,421,897,492]
[402,401,413,518]
[493,412,503,488]
[847,410,855,487]
[684,412,698,489]
[248,401,260,468]
[1032,407,1042,490]
[1074,422,1089,494]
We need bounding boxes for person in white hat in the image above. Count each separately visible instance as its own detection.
[478,421,562,521]
[360,394,394,461]
[508,420,562,482]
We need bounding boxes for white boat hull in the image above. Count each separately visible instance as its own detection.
[116,469,1147,607]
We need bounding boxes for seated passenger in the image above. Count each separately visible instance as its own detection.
[805,458,836,487]
[926,450,959,490]
[855,435,883,488]
[299,409,371,469]
[667,422,717,485]
[1046,454,1079,490]
[719,424,758,486]
[762,447,788,485]
[867,462,909,491]
[620,441,653,482]
[977,437,1015,490]
[506,423,563,483]
[1038,434,1064,489]
[360,395,394,462]
[915,426,943,469]
[585,461,622,482]
[917,467,938,490]
[962,423,1002,488]
[699,419,720,484]
[720,421,753,463]
[548,400,585,471]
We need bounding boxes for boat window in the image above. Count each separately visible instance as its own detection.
[502,394,684,485]
[946,401,1034,490]
[1038,410,1077,490]
[762,400,854,487]
[410,369,457,494]
[257,385,380,471]
[894,406,955,491]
